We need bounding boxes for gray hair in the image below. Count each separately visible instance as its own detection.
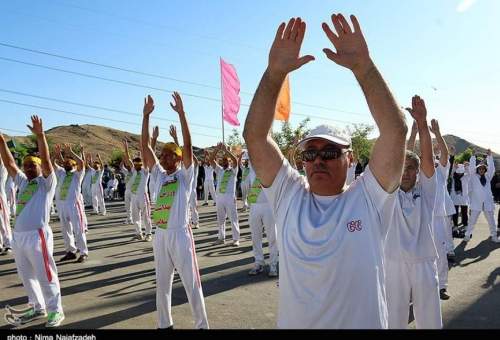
[405,150,420,169]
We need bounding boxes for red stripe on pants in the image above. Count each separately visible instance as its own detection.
[188,227,201,289]
[38,229,53,283]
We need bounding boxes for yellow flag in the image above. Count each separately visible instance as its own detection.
[274,76,291,121]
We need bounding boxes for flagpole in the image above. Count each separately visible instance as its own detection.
[220,58,225,144]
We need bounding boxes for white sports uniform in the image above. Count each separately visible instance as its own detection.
[89,168,106,215]
[104,178,118,200]
[433,163,451,290]
[239,163,253,209]
[0,163,12,249]
[202,165,216,204]
[189,164,199,226]
[129,168,152,236]
[263,160,397,329]
[450,165,470,206]
[466,155,498,240]
[151,163,208,329]
[214,165,240,241]
[81,171,92,207]
[55,166,88,256]
[385,172,442,329]
[6,176,16,217]
[121,165,133,223]
[12,171,63,315]
[248,173,278,268]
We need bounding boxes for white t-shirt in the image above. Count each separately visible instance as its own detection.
[433,163,448,217]
[469,155,495,211]
[89,168,103,188]
[203,165,214,183]
[263,160,397,329]
[151,163,193,230]
[55,167,85,203]
[129,168,149,198]
[385,172,438,263]
[14,172,57,232]
[215,165,237,198]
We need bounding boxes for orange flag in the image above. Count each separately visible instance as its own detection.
[274,76,291,121]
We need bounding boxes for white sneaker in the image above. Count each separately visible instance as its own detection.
[213,238,225,245]
[248,264,264,276]
[464,234,471,242]
[268,264,278,277]
[192,224,200,229]
[232,240,240,247]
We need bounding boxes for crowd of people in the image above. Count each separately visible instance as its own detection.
[0,12,499,330]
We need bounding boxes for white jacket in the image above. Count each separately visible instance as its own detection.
[468,155,495,211]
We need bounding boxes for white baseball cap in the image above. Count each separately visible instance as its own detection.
[297,124,351,149]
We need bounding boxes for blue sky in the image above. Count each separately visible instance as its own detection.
[0,0,499,152]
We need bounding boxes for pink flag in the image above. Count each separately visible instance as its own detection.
[220,58,241,126]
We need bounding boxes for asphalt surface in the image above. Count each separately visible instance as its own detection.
[0,199,499,329]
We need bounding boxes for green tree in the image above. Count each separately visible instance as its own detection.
[109,149,124,169]
[346,124,375,164]
[227,129,244,148]
[272,118,310,154]
[455,147,473,164]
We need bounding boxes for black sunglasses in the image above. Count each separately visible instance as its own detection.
[300,148,348,162]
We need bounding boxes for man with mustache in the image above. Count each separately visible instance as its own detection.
[243,14,407,328]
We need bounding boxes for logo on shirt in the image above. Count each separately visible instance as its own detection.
[347,220,362,232]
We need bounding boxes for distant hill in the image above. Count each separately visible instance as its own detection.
[5,124,500,170]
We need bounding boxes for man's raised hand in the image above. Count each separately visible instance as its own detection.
[170,92,185,115]
[143,95,155,116]
[322,14,371,77]
[268,17,315,78]
[152,126,159,140]
[429,119,440,135]
[27,115,44,136]
[405,96,427,123]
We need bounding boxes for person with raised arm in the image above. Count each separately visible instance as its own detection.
[0,115,65,327]
[88,153,106,216]
[148,125,160,205]
[202,149,216,206]
[142,93,208,329]
[208,142,240,246]
[465,148,498,242]
[385,97,441,328]
[54,144,89,263]
[0,154,12,255]
[429,119,455,299]
[122,139,152,241]
[243,14,407,328]
[238,152,254,212]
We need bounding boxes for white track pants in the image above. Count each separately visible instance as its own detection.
[131,192,152,235]
[59,199,88,255]
[445,216,454,253]
[12,228,63,313]
[467,209,497,238]
[153,227,208,329]
[385,259,442,329]
[433,216,449,290]
[249,203,278,266]
[0,195,12,248]
[91,184,106,214]
[216,195,240,241]
[124,189,132,222]
[189,192,199,225]
[241,181,250,209]
[7,187,16,217]
[203,181,216,203]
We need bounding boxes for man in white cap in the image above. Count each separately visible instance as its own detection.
[385,97,441,329]
[202,150,216,206]
[53,144,89,263]
[243,14,407,328]
[87,154,106,216]
[238,151,254,212]
[0,115,65,327]
[465,149,498,242]
[208,143,240,246]
[450,161,470,232]
[122,140,153,242]
[142,93,208,329]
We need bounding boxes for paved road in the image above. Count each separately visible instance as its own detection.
[0,200,499,329]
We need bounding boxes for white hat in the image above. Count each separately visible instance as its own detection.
[297,124,351,149]
[241,149,249,160]
[456,164,465,174]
